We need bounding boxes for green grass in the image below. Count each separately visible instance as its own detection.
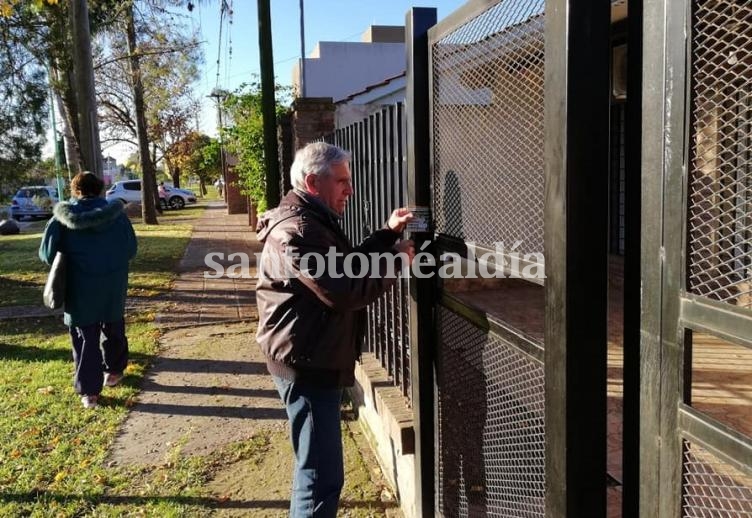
[0,314,172,516]
[0,221,50,306]
[0,206,198,307]
[0,313,229,517]
[0,205,204,516]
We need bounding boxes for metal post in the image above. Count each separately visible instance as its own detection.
[257,0,281,209]
[639,0,692,514]
[622,0,643,514]
[406,7,437,517]
[544,0,611,515]
[299,0,306,97]
[48,71,65,198]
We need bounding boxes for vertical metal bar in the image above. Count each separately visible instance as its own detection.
[358,119,372,353]
[374,111,385,365]
[659,0,691,515]
[639,0,691,514]
[395,103,412,398]
[622,0,643,515]
[397,101,410,399]
[356,122,364,245]
[350,124,356,241]
[387,105,400,390]
[350,123,356,241]
[378,109,392,378]
[544,0,611,516]
[363,115,372,355]
[407,7,437,517]
[344,126,351,239]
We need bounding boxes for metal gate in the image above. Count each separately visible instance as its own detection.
[642,0,752,516]
[429,2,546,516]
[423,0,611,516]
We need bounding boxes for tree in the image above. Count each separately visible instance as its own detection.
[169,131,220,196]
[1,0,124,175]
[0,2,52,187]
[221,81,289,214]
[95,0,202,222]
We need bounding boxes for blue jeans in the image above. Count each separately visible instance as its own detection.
[273,376,344,518]
[70,320,128,396]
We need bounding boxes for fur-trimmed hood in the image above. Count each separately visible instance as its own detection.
[53,198,125,231]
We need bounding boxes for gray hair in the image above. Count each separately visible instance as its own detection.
[289,142,351,191]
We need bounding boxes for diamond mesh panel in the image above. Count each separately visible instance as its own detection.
[437,307,545,517]
[688,1,752,308]
[432,0,545,254]
[681,440,752,517]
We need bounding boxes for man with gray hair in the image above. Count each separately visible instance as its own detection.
[256,141,415,517]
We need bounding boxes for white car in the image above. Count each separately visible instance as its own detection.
[10,186,59,220]
[106,180,197,209]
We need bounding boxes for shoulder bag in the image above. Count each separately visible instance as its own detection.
[43,252,66,310]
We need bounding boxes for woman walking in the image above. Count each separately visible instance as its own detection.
[39,172,137,409]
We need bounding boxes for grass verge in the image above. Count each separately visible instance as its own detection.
[0,205,198,516]
[0,206,196,307]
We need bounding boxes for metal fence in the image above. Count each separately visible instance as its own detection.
[323,104,412,402]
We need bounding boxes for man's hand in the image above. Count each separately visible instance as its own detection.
[394,239,416,266]
[387,207,414,233]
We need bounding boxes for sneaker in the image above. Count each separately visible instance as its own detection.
[81,395,99,409]
[104,372,123,387]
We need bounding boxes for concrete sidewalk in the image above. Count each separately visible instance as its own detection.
[110,202,282,465]
[157,202,259,327]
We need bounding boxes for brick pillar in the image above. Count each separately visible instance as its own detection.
[292,97,335,151]
[224,160,248,215]
[278,110,294,195]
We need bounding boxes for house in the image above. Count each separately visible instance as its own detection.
[292,25,406,103]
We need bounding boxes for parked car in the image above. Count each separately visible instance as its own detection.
[10,186,59,220]
[105,180,196,209]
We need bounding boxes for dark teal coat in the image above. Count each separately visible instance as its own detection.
[39,198,137,327]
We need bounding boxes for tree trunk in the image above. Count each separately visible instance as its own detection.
[53,67,84,176]
[125,5,158,225]
[172,165,181,188]
[69,0,103,177]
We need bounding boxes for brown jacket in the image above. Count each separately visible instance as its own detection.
[256,191,403,387]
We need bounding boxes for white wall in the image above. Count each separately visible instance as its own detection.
[292,42,405,102]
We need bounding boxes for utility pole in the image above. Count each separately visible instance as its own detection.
[69,0,103,178]
[208,88,228,201]
[299,0,306,97]
[257,0,280,208]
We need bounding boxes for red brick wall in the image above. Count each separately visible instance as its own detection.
[225,165,248,215]
[292,97,335,151]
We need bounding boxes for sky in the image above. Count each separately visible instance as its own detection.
[95,0,467,163]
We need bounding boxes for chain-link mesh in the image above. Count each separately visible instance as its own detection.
[688,1,752,308]
[432,0,545,254]
[681,440,752,516]
[436,307,545,517]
